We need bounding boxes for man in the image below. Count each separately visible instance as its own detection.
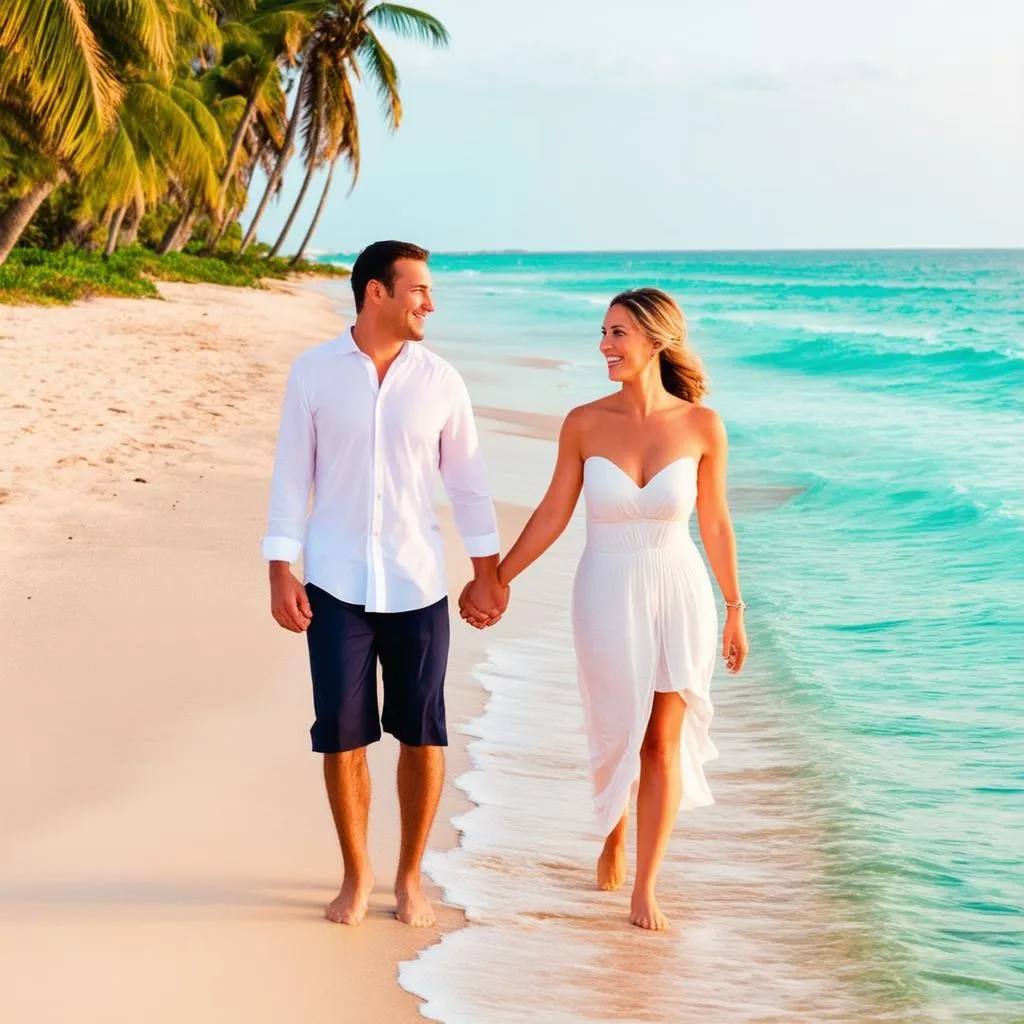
[262,240,508,928]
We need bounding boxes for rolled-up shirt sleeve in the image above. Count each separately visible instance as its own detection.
[261,360,315,563]
[439,373,499,557]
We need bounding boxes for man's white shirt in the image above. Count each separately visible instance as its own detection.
[262,328,499,613]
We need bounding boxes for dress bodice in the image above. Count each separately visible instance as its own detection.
[581,457,697,552]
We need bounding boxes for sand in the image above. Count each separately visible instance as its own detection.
[473,404,563,441]
[0,280,527,1023]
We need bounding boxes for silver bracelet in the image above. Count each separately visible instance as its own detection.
[724,598,748,611]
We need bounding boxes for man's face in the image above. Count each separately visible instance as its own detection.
[378,259,435,341]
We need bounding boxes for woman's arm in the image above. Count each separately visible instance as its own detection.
[497,410,586,588]
[459,410,585,628]
[694,408,748,673]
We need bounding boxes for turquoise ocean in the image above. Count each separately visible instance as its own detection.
[323,250,1023,1022]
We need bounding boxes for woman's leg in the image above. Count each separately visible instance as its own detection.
[597,809,628,890]
[632,691,686,929]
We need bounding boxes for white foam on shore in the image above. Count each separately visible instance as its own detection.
[399,519,885,1023]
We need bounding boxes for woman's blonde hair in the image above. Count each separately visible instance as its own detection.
[608,288,708,404]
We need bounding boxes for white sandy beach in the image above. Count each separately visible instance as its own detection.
[0,280,527,1023]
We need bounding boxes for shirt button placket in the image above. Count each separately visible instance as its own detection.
[369,376,386,612]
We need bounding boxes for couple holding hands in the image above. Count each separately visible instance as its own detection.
[263,240,747,933]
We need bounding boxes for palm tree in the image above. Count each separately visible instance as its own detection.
[0,0,452,264]
[202,0,324,249]
[267,14,362,259]
[262,51,329,260]
[242,1,448,256]
[290,60,358,264]
[109,79,225,256]
[205,101,287,250]
[0,0,187,263]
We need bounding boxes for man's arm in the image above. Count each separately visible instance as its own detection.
[263,363,315,632]
[439,374,505,623]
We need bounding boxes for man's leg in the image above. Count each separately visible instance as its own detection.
[323,749,375,925]
[305,584,382,925]
[395,744,444,926]
[377,596,451,928]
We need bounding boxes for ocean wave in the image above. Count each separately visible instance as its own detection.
[692,309,942,343]
[674,273,997,296]
[740,334,1024,387]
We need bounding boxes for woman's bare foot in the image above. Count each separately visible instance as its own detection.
[325,872,374,925]
[395,878,436,928]
[597,812,628,891]
[597,836,627,891]
[630,889,670,931]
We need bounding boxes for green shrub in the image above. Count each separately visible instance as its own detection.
[0,247,347,305]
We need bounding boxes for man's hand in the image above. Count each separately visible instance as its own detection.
[459,576,509,629]
[270,562,312,632]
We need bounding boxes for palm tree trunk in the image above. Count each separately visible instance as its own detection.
[156,217,181,255]
[291,154,337,266]
[268,68,324,260]
[156,201,193,255]
[168,207,199,253]
[240,55,313,254]
[0,176,61,265]
[120,204,142,248]
[219,89,259,201]
[59,217,94,249]
[205,202,238,253]
[104,206,127,257]
[203,136,269,253]
[205,89,259,249]
[268,142,321,259]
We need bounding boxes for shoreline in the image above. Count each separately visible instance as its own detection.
[0,279,512,1022]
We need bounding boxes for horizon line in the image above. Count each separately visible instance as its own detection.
[311,244,1023,259]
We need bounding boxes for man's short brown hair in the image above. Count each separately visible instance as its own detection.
[350,240,430,312]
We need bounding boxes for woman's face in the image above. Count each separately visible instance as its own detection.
[600,304,656,383]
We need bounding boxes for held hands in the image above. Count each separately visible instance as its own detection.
[722,609,749,674]
[458,573,510,630]
[270,564,312,632]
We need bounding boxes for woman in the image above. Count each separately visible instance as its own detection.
[461,288,748,930]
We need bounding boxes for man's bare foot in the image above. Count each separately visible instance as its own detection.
[630,890,670,931]
[597,836,627,891]
[325,872,374,926]
[395,879,436,928]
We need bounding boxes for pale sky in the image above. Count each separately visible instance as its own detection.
[250,0,1024,253]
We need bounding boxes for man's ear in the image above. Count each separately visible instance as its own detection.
[365,279,384,305]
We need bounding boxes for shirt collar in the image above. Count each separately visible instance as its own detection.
[337,326,415,365]
[336,327,359,354]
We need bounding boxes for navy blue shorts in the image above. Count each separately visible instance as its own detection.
[304,585,450,753]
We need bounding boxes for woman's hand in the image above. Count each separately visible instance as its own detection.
[722,610,748,674]
[459,577,509,629]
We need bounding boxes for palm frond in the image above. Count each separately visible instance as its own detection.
[299,54,327,167]
[172,1,224,64]
[79,118,147,216]
[219,20,263,57]
[89,0,179,75]
[122,81,223,206]
[248,8,322,64]
[0,0,123,166]
[356,30,401,131]
[332,65,360,193]
[207,0,257,17]
[0,104,59,183]
[366,4,449,47]
[170,85,228,166]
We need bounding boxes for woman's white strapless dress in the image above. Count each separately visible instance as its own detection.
[571,456,719,835]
